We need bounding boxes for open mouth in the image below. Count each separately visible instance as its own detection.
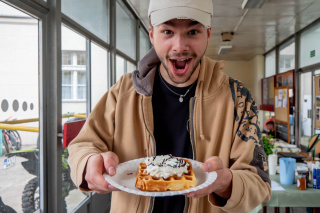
[169,58,191,74]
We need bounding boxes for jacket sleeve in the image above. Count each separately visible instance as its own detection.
[209,78,271,213]
[68,79,121,192]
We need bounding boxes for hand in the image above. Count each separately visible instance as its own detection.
[84,151,120,194]
[186,156,232,199]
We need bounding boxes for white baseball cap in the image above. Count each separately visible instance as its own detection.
[148,0,213,29]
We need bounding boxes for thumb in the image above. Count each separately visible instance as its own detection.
[201,156,223,172]
[101,151,119,176]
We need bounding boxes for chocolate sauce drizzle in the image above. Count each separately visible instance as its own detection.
[147,155,187,168]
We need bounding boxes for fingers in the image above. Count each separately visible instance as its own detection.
[101,151,119,176]
[201,156,223,172]
[85,152,120,193]
[187,156,231,199]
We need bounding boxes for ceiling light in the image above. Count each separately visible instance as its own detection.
[218,44,232,55]
[241,0,268,9]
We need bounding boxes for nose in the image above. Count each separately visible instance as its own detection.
[172,34,189,53]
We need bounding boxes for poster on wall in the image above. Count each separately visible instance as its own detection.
[282,89,287,107]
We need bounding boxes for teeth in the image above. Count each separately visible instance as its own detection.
[176,59,189,61]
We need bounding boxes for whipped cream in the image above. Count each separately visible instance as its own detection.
[144,155,189,179]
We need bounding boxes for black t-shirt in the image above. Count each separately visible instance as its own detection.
[152,70,196,213]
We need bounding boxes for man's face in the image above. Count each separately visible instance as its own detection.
[149,19,211,85]
[267,123,274,132]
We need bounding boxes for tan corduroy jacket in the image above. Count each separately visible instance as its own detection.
[68,48,271,213]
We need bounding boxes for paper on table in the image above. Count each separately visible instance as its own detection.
[271,180,285,191]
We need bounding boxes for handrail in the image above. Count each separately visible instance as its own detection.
[0,124,39,132]
[0,113,86,132]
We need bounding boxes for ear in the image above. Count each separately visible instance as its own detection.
[207,27,212,43]
[149,26,154,45]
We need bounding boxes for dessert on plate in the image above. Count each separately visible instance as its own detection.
[135,154,196,191]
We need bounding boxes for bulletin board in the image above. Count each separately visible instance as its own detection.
[315,76,320,128]
[275,70,295,106]
[274,86,290,143]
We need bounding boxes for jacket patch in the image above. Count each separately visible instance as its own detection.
[229,78,263,147]
[250,145,271,185]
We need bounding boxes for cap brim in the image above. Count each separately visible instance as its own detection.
[150,7,211,29]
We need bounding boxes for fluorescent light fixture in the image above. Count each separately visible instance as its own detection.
[242,0,268,9]
[218,45,232,55]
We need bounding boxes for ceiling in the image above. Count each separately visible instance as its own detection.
[127,0,320,61]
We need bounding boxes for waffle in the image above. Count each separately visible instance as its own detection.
[135,158,196,191]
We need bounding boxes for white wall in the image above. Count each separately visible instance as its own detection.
[221,56,264,106]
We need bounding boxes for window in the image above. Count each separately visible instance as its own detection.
[77,52,86,65]
[0,2,40,212]
[61,51,86,101]
[116,1,136,59]
[265,50,276,77]
[300,22,320,68]
[279,39,295,73]
[62,51,72,65]
[140,28,150,60]
[62,0,109,43]
[91,42,108,109]
[116,55,125,81]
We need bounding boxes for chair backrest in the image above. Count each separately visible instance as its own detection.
[63,119,86,148]
[308,134,320,156]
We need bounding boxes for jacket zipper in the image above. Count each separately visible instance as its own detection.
[189,97,197,159]
[182,97,197,213]
[141,97,157,213]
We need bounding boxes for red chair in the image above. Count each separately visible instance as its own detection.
[63,119,86,148]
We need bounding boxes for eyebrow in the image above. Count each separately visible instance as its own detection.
[162,20,201,27]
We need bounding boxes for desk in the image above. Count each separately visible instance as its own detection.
[251,175,320,213]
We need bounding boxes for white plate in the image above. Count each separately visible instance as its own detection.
[103,157,217,197]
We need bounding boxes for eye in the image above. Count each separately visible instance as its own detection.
[188,30,198,35]
[163,30,173,35]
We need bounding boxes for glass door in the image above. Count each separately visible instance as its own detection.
[299,72,313,148]
[314,70,320,135]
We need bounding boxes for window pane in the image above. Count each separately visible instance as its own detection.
[77,86,86,100]
[140,29,150,60]
[279,39,295,73]
[61,25,88,212]
[116,1,136,59]
[62,51,72,65]
[116,55,125,82]
[62,71,72,84]
[77,71,86,84]
[91,42,108,109]
[300,22,320,68]
[62,86,72,99]
[126,61,136,73]
[265,50,276,77]
[77,52,86,65]
[0,2,40,212]
[62,0,109,43]
[62,25,87,102]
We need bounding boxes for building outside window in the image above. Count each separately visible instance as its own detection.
[62,51,86,101]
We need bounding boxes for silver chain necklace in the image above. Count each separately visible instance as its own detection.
[159,71,197,103]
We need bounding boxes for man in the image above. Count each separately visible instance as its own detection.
[68,0,271,212]
[264,118,275,137]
